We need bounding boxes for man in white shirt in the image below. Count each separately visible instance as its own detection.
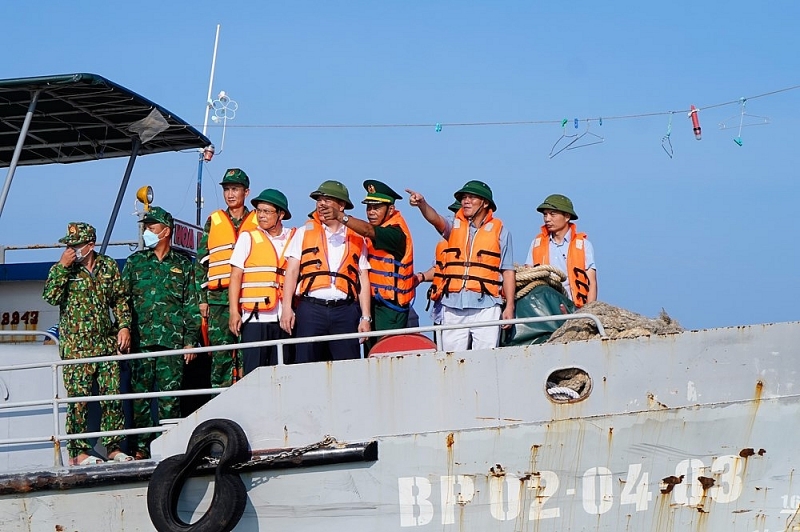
[280,181,372,363]
[229,189,297,371]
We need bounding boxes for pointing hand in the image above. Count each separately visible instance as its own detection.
[405,189,426,208]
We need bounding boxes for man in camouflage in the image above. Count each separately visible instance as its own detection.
[122,207,199,459]
[196,168,257,387]
[43,222,132,465]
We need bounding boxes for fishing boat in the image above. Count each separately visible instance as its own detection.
[0,74,797,532]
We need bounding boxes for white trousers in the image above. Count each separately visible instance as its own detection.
[441,305,502,351]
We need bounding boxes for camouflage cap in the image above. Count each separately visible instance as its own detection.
[219,168,250,188]
[58,222,97,246]
[141,206,174,229]
[362,179,403,205]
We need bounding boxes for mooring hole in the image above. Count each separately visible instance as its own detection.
[546,367,592,403]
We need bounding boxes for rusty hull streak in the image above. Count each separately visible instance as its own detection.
[697,476,715,490]
[646,392,669,410]
[489,464,505,477]
[660,474,684,494]
[446,432,454,449]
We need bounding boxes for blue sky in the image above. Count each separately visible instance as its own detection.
[1,1,798,329]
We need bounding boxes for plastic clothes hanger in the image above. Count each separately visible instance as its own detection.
[718,98,769,146]
[662,112,674,158]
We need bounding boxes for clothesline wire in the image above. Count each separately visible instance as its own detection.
[196,83,800,130]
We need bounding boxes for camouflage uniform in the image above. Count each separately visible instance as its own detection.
[197,206,252,388]
[123,208,200,456]
[42,223,131,459]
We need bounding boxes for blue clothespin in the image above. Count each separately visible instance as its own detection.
[574,118,579,129]
[435,123,442,132]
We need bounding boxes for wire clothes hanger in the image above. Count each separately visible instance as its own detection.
[661,112,674,158]
[566,118,604,151]
[548,118,579,159]
[718,97,769,146]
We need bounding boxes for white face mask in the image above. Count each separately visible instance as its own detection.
[142,229,161,249]
[72,244,90,262]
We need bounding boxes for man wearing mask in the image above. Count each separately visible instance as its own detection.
[196,168,258,387]
[228,189,297,371]
[122,207,199,459]
[43,222,132,465]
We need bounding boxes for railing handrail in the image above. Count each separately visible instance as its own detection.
[0,240,137,264]
[0,312,606,455]
[0,313,605,371]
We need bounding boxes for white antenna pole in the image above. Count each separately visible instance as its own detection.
[196,24,221,225]
[202,24,221,137]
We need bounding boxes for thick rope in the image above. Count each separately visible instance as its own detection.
[514,264,567,299]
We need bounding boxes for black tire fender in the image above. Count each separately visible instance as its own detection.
[147,419,251,532]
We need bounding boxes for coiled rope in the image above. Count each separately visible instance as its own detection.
[514,265,567,300]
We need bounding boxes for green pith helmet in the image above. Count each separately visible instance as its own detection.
[58,222,97,246]
[537,194,578,220]
[453,180,497,212]
[362,179,403,205]
[251,188,292,220]
[141,206,174,229]
[309,180,354,210]
[219,168,250,188]
[447,200,462,213]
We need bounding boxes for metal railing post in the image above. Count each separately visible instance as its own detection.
[51,362,62,466]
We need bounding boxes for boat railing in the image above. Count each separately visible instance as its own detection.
[0,312,605,463]
[0,241,138,264]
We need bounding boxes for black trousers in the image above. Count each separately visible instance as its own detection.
[294,300,360,363]
[241,321,295,372]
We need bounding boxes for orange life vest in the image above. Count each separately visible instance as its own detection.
[239,227,297,312]
[201,209,258,290]
[530,223,590,307]
[441,210,504,297]
[367,209,415,308]
[298,214,364,299]
[426,239,448,306]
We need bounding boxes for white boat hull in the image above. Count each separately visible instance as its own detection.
[0,321,798,531]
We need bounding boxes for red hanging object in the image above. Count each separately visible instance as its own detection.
[689,105,702,140]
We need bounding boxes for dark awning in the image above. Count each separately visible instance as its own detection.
[0,73,210,167]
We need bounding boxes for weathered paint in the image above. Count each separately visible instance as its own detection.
[0,321,798,530]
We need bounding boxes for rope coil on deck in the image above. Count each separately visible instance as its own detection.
[514,265,567,300]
